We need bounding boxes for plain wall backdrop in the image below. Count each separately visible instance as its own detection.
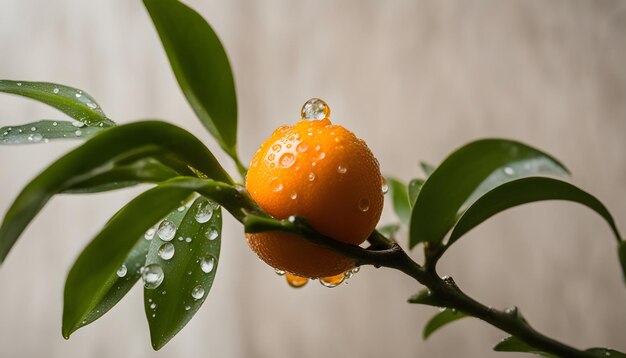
[1,1,625,357]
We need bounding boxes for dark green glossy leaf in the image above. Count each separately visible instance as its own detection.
[0,120,102,145]
[619,241,626,284]
[377,223,401,239]
[388,177,411,224]
[493,336,556,357]
[420,162,435,176]
[407,289,441,307]
[63,158,179,194]
[70,234,151,332]
[0,80,114,127]
[423,308,467,339]
[0,121,232,263]
[449,177,622,246]
[410,139,569,248]
[62,184,192,338]
[586,348,626,357]
[144,0,239,161]
[145,196,221,350]
[408,179,424,207]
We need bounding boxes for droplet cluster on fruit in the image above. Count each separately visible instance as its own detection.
[245,99,384,283]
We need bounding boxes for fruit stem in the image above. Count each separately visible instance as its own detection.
[243,213,595,358]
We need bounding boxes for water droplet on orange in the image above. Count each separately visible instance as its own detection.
[320,273,345,288]
[358,198,370,212]
[270,178,283,192]
[301,98,330,120]
[286,273,308,288]
[279,153,295,168]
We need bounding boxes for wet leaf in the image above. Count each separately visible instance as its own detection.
[410,139,568,248]
[144,197,221,350]
[0,120,103,145]
[0,80,114,127]
[423,309,467,339]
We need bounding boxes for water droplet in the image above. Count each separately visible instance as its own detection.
[150,303,157,310]
[200,256,215,273]
[279,153,295,168]
[308,172,316,181]
[296,141,309,152]
[194,201,214,223]
[28,134,43,143]
[16,82,22,86]
[30,127,36,131]
[320,273,345,288]
[191,286,205,300]
[74,130,82,136]
[206,229,219,241]
[270,178,283,192]
[272,143,282,152]
[301,98,330,120]
[287,215,297,223]
[75,92,82,98]
[177,236,184,241]
[142,264,164,289]
[316,152,326,160]
[158,243,175,260]
[337,165,347,174]
[177,206,185,212]
[381,177,389,194]
[72,121,85,128]
[116,265,127,277]
[86,102,98,109]
[286,273,308,288]
[185,237,192,243]
[157,220,176,241]
[53,88,59,94]
[290,192,298,200]
[358,198,370,212]
[274,268,286,276]
[52,121,58,126]
[185,305,191,311]
[504,166,515,176]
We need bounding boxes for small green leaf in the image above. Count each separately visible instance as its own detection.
[62,184,192,338]
[70,235,151,332]
[377,223,401,239]
[407,289,441,307]
[0,80,114,127]
[63,158,179,194]
[586,348,626,357]
[423,309,467,339]
[0,120,103,145]
[0,121,232,263]
[408,179,424,207]
[420,162,435,176]
[493,336,557,357]
[410,139,569,248]
[145,197,221,350]
[619,241,626,285]
[449,177,622,246]
[388,177,411,224]
[144,0,239,163]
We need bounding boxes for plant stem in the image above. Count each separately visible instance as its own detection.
[243,214,595,358]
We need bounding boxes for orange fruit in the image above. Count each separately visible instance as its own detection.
[245,99,384,278]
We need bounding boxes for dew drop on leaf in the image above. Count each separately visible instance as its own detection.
[157,220,176,241]
[142,264,164,289]
[200,256,215,273]
[158,242,175,260]
[116,265,127,278]
[191,286,205,300]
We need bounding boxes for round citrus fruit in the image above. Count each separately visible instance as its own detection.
[245,99,384,279]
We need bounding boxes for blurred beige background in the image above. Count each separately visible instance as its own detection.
[1,0,625,357]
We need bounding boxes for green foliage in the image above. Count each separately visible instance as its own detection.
[144,197,221,350]
[1,0,624,356]
[423,309,468,339]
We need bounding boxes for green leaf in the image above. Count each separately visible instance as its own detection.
[619,241,626,284]
[144,0,239,163]
[0,121,232,263]
[420,162,435,176]
[449,177,622,246]
[493,336,557,357]
[69,234,151,332]
[63,158,179,194]
[145,196,221,350]
[407,289,441,307]
[0,80,114,127]
[423,309,467,339]
[62,184,192,338]
[388,177,411,224]
[408,179,424,207]
[0,120,103,145]
[410,139,569,248]
[586,348,626,357]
